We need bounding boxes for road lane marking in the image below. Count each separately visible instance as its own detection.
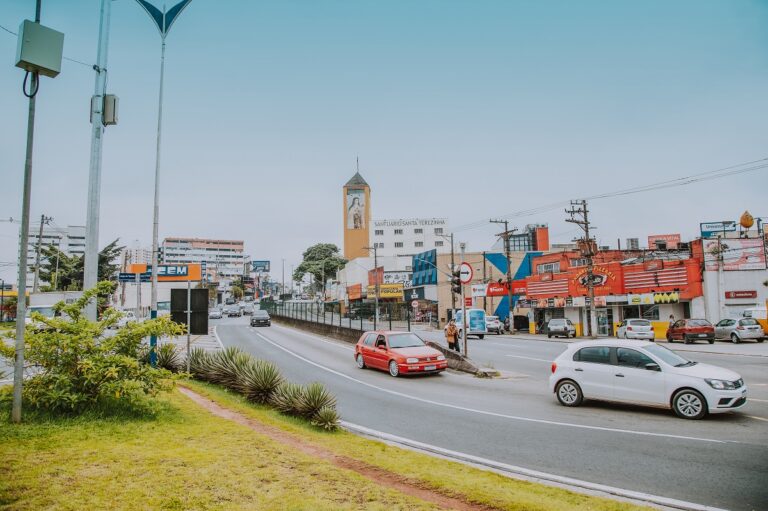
[746,415,768,422]
[267,324,354,352]
[342,422,729,511]
[504,355,551,362]
[251,330,730,445]
[212,326,224,349]
[747,398,768,403]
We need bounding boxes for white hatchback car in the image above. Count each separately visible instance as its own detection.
[549,340,747,420]
[615,318,655,341]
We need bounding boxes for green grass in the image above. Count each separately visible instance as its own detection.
[184,381,649,511]
[0,387,438,510]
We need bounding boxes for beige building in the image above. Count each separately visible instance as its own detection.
[343,172,371,260]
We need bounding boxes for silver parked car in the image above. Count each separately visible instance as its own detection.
[714,318,765,343]
[616,318,655,341]
[485,316,503,334]
[547,318,576,338]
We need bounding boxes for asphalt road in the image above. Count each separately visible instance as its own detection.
[214,317,768,511]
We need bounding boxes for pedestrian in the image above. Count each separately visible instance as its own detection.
[445,319,460,353]
[668,314,675,328]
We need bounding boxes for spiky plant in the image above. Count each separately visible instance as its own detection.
[156,343,182,372]
[270,382,305,415]
[187,347,215,381]
[297,382,337,419]
[209,347,250,389]
[235,359,283,404]
[311,406,340,431]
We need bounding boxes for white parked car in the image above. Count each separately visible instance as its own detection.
[714,318,765,343]
[547,318,576,338]
[485,316,503,335]
[549,340,747,420]
[616,318,655,341]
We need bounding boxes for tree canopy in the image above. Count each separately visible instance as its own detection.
[292,243,346,292]
[35,239,124,291]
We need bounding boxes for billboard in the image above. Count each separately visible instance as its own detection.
[700,221,737,238]
[703,238,766,271]
[366,283,404,299]
[648,234,681,249]
[251,260,270,272]
[346,189,366,229]
[129,263,202,282]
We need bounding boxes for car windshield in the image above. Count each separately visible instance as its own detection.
[253,311,269,318]
[388,333,426,349]
[644,344,696,367]
[688,319,711,327]
[628,319,650,326]
[27,306,56,318]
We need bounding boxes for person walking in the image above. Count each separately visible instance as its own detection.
[445,319,460,353]
[668,314,675,328]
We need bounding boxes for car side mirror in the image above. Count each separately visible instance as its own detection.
[645,363,661,372]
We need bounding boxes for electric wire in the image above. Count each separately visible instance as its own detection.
[1,23,92,68]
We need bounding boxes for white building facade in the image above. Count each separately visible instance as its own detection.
[160,237,250,281]
[26,224,86,286]
[370,218,450,258]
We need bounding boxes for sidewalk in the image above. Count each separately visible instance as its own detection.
[162,326,222,357]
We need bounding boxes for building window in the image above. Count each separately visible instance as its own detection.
[394,229,403,235]
[435,241,444,247]
[415,241,424,248]
[569,258,589,268]
[414,228,423,234]
[537,262,560,274]
[375,229,384,236]
[375,242,384,249]
[394,242,404,248]
[434,228,444,235]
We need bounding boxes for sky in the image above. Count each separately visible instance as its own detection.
[1,0,767,284]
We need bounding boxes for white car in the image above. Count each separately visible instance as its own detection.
[547,318,576,338]
[112,310,137,329]
[549,340,747,420]
[485,316,503,335]
[714,318,765,343]
[616,318,655,341]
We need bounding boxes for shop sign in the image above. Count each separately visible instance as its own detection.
[404,287,425,300]
[605,295,628,304]
[553,297,566,307]
[366,283,404,299]
[486,282,507,296]
[725,290,757,299]
[130,264,202,282]
[654,292,679,304]
[464,297,473,307]
[648,234,681,249]
[627,293,655,305]
[383,271,412,288]
[471,284,487,298]
[593,296,607,307]
[537,298,548,308]
[703,238,766,271]
[571,296,586,307]
[347,284,362,301]
[700,221,736,239]
[574,266,617,288]
[368,267,384,285]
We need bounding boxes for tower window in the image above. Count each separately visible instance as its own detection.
[394,229,403,235]
[374,229,384,236]
[394,242,404,248]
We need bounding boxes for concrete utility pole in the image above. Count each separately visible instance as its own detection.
[363,246,379,330]
[460,243,468,355]
[566,200,596,339]
[32,214,53,293]
[490,219,517,335]
[83,0,113,321]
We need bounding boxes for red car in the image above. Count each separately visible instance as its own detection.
[354,331,447,377]
[666,319,715,344]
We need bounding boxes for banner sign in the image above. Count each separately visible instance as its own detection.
[471,284,487,297]
[700,221,736,238]
[383,271,412,288]
[366,283,404,299]
[130,264,202,282]
[251,260,270,272]
[725,290,757,299]
[703,238,766,271]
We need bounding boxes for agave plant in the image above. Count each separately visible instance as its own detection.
[311,406,340,431]
[235,358,283,404]
[208,347,250,390]
[297,382,337,419]
[187,347,215,380]
[269,381,305,415]
[156,343,182,372]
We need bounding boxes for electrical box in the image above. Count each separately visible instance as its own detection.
[90,95,119,126]
[15,20,64,78]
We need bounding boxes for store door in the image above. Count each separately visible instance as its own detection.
[596,308,611,337]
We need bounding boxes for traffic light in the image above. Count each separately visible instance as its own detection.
[451,269,462,294]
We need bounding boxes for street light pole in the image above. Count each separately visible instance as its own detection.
[83,0,113,320]
[460,243,468,356]
[363,246,379,330]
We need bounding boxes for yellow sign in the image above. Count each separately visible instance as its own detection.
[366,283,404,300]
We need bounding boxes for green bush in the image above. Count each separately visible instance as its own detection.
[297,382,337,419]
[0,282,185,414]
[209,347,250,390]
[188,347,215,380]
[269,382,305,415]
[311,406,341,431]
[235,358,283,404]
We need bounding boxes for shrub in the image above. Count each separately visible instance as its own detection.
[311,406,340,431]
[187,347,215,380]
[208,347,250,390]
[270,382,305,415]
[235,358,283,404]
[156,344,182,372]
[0,282,185,414]
[297,382,337,419]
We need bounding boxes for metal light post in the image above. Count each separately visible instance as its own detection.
[363,246,379,330]
[135,0,193,365]
[83,0,113,320]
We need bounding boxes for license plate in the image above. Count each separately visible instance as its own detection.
[424,365,436,371]
[698,334,707,337]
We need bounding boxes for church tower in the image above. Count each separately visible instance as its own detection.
[343,169,371,260]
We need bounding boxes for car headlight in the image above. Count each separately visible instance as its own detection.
[705,379,736,390]
[436,355,445,361]
[406,357,419,364]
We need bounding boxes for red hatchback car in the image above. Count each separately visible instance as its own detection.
[666,319,715,344]
[354,331,447,377]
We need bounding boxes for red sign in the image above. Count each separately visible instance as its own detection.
[725,290,757,299]
[464,297,473,306]
[347,284,362,301]
[648,234,681,249]
[368,267,384,285]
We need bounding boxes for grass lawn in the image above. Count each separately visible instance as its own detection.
[0,381,649,511]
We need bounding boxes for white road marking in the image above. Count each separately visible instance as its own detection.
[746,415,768,422]
[342,421,729,511]
[251,330,730,444]
[268,324,354,352]
[504,355,551,362]
[747,398,768,403]
[212,326,224,349]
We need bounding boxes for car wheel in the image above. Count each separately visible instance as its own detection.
[547,333,552,338]
[758,338,765,343]
[684,335,692,345]
[478,334,484,339]
[667,333,673,343]
[731,334,740,344]
[555,380,583,407]
[672,389,707,420]
[356,353,366,369]
[708,339,715,344]
[388,360,399,377]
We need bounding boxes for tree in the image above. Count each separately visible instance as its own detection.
[292,244,347,293]
[231,285,244,300]
[35,239,124,291]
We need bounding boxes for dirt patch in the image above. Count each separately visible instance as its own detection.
[178,386,500,511]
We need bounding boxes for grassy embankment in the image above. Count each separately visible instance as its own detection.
[0,381,648,511]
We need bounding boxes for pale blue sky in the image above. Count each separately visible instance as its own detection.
[1,0,767,282]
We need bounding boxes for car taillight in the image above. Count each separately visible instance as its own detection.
[551,362,557,374]
[627,326,633,331]
[736,326,745,330]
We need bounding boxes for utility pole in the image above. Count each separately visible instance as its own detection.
[490,219,517,335]
[32,214,53,293]
[566,200,596,339]
[460,243,468,356]
[83,0,113,321]
[449,233,456,314]
[281,258,285,298]
[363,246,379,330]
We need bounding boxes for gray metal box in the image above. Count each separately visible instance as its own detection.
[15,20,64,78]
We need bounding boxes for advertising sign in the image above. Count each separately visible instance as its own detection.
[347,284,362,301]
[627,293,655,305]
[366,283,404,299]
[368,267,384,285]
[700,221,736,238]
[251,260,270,272]
[703,238,766,271]
[648,234,681,249]
[383,271,412,288]
[654,292,679,304]
[571,296,586,307]
[130,264,202,282]
[725,290,757,299]
[346,189,366,230]
[464,297,473,307]
[471,284,487,298]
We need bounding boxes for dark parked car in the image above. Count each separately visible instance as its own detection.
[666,319,714,344]
[250,310,271,327]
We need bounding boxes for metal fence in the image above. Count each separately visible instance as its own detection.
[265,301,412,332]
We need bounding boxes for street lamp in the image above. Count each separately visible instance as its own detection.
[135,0,193,366]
